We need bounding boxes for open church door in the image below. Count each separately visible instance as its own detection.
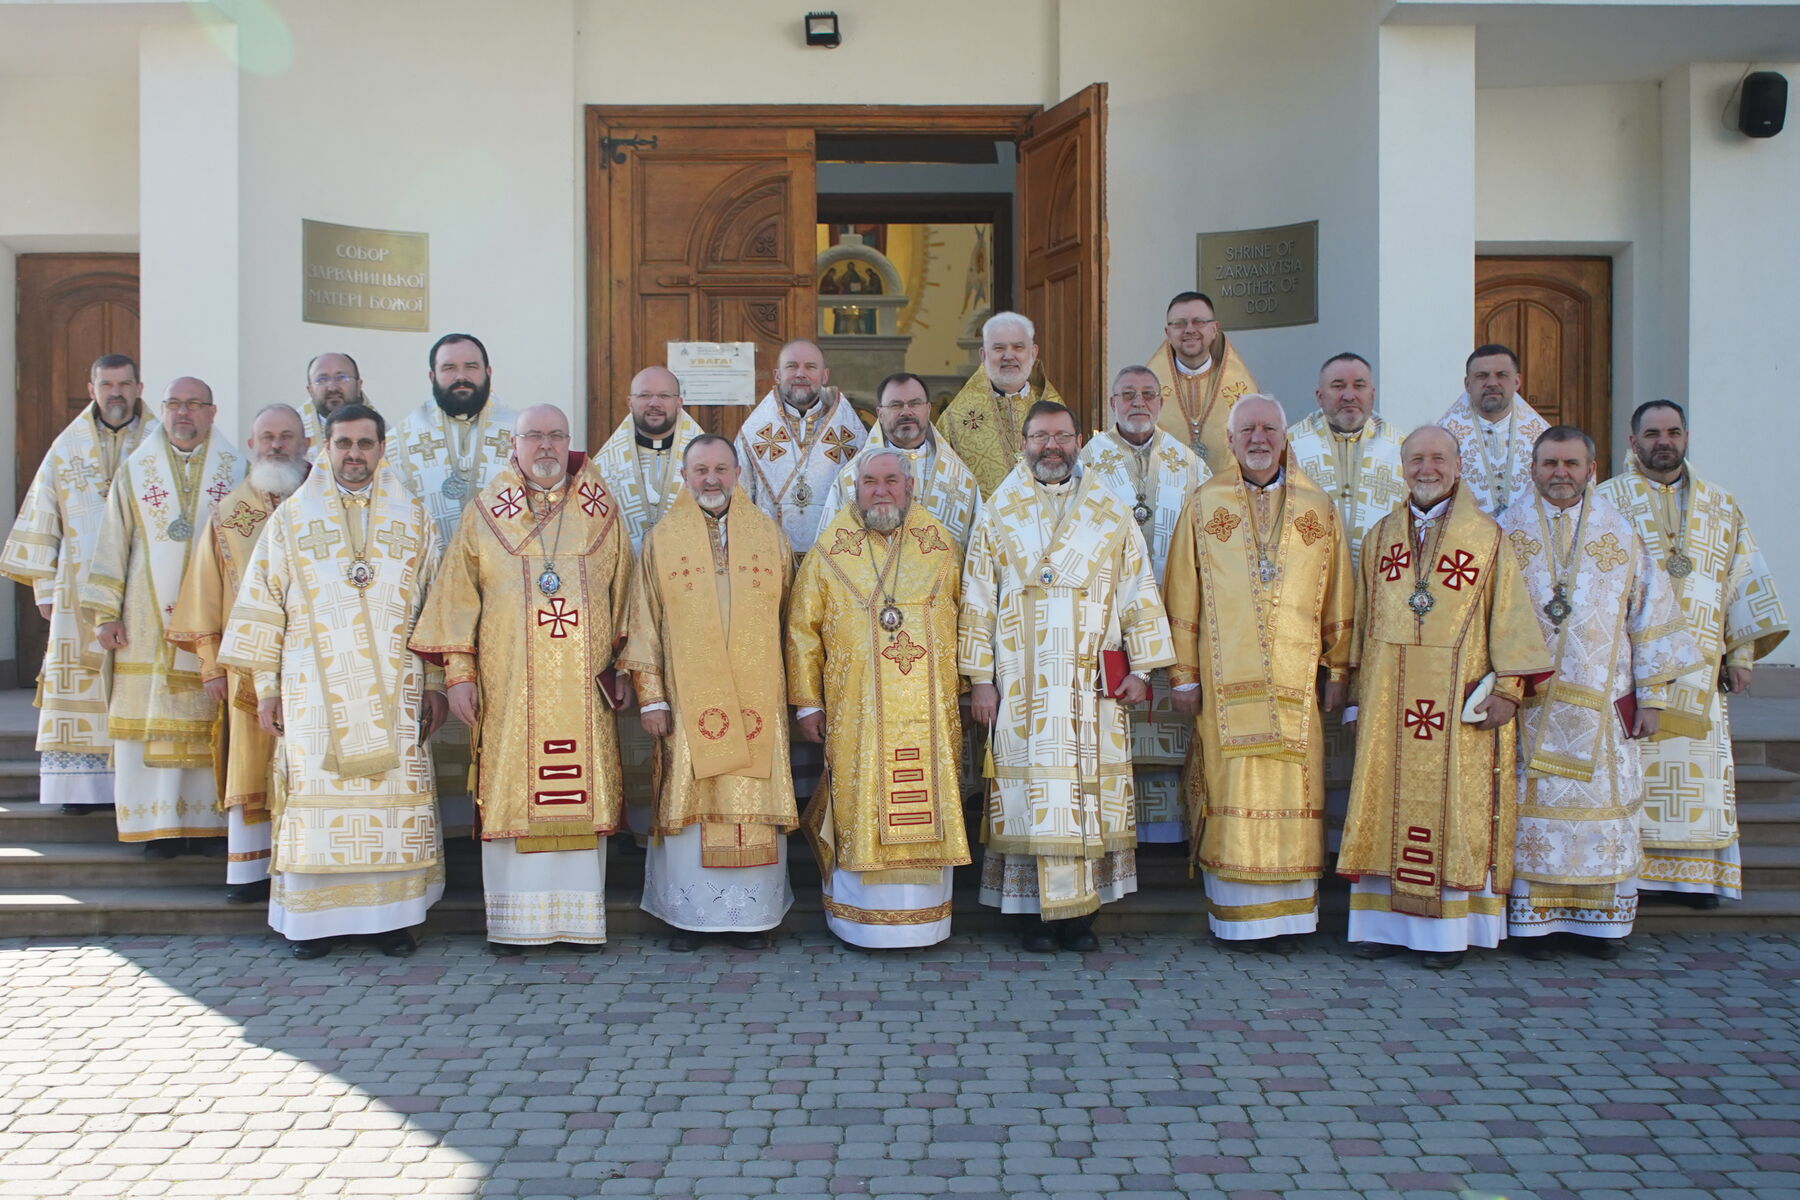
[1017,83,1107,434]
[589,115,818,442]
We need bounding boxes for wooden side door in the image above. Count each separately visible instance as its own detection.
[589,116,817,442]
[1475,255,1612,475]
[1017,83,1107,433]
[13,253,140,686]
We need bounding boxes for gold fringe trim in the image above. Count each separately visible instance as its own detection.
[823,897,953,926]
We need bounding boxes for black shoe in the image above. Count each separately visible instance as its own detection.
[1352,941,1401,960]
[485,940,521,956]
[374,930,417,957]
[1578,936,1626,961]
[1420,950,1465,969]
[1020,918,1058,954]
[61,804,107,816]
[1053,916,1100,953]
[189,837,228,859]
[733,931,773,951]
[1520,937,1559,962]
[1685,893,1722,911]
[289,937,335,960]
[224,879,271,905]
[558,941,605,954]
[667,931,702,953]
[142,840,181,860]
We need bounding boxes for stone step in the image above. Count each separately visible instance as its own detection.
[1737,801,1800,845]
[1739,843,1800,886]
[0,760,42,801]
[0,799,120,842]
[3,882,1795,938]
[1738,762,1800,804]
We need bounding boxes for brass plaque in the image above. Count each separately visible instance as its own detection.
[302,219,429,332]
[1195,220,1318,331]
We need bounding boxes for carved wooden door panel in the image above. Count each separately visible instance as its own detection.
[14,253,139,686]
[1018,83,1106,433]
[590,120,817,443]
[1475,255,1612,475]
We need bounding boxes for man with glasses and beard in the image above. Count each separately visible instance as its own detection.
[168,405,311,902]
[960,400,1174,952]
[2,355,157,817]
[301,352,374,446]
[389,333,516,833]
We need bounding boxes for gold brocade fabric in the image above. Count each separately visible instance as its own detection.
[935,368,1064,498]
[787,503,972,879]
[817,431,982,551]
[410,461,633,843]
[166,476,287,818]
[82,430,243,767]
[0,403,156,754]
[217,462,442,876]
[1598,466,1789,850]
[1286,411,1408,574]
[1498,491,1702,891]
[1148,337,1258,472]
[618,491,798,847]
[957,466,1176,919]
[1338,483,1553,917]
[1164,463,1354,880]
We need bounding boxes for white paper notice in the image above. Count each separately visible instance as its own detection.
[667,341,757,406]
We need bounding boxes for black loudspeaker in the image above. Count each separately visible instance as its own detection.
[1739,71,1787,138]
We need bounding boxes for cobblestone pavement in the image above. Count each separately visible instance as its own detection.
[2,932,1798,1200]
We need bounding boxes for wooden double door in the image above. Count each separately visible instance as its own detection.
[587,86,1108,441]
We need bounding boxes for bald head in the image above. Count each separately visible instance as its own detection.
[1402,425,1461,507]
[628,366,683,438]
[161,376,216,450]
[514,404,572,487]
[774,339,829,413]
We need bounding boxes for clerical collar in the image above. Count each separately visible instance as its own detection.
[1174,354,1214,377]
[1542,495,1584,518]
[634,429,675,451]
[1647,468,1688,491]
[783,399,823,422]
[1244,467,1284,493]
[1329,421,1371,442]
[338,482,373,499]
[988,381,1031,401]
[1477,402,1514,429]
[1410,494,1451,521]
[170,440,202,458]
[96,408,138,432]
[1035,465,1081,493]
[701,505,729,524]
[526,475,567,494]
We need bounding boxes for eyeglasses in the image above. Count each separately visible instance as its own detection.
[1111,388,1161,402]
[878,399,929,412]
[310,373,357,387]
[1024,432,1078,448]
[162,399,215,413]
[629,392,681,403]
[516,431,571,444]
[1165,317,1218,330]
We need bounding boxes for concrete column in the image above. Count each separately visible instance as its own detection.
[1376,24,1475,434]
[139,23,240,434]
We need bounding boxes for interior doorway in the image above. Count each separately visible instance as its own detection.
[1475,255,1613,476]
[11,252,140,688]
[585,87,1107,443]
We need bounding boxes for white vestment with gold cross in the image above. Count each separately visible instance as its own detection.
[734,389,865,555]
[219,462,445,940]
[1077,429,1206,843]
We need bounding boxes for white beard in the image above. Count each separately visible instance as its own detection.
[249,457,307,499]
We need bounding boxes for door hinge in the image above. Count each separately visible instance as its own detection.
[598,135,659,168]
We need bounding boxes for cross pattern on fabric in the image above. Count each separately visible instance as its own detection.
[221,501,267,538]
[411,428,449,457]
[375,521,419,559]
[1585,532,1629,572]
[751,423,789,462]
[296,520,342,558]
[1204,507,1242,543]
[1294,510,1326,546]
[960,409,987,432]
[206,479,233,503]
[830,528,866,556]
[578,481,608,517]
[910,524,949,555]
[1509,530,1542,563]
[1436,549,1479,591]
[1404,698,1446,740]
[491,487,525,519]
[536,597,579,638]
[1379,543,1412,582]
[141,484,169,509]
[881,630,928,675]
[822,426,858,464]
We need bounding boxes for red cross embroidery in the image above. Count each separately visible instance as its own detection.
[882,630,928,675]
[960,409,987,431]
[830,528,865,556]
[206,479,232,503]
[910,524,948,555]
[492,487,525,519]
[578,481,609,517]
[1379,543,1411,582]
[141,485,169,509]
[822,426,857,464]
[751,423,789,462]
[221,501,267,538]
[537,598,579,638]
[1436,548,1479,591]
[1404,699,1446,740]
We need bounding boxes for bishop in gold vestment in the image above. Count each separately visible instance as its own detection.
[413,406,634,951]
[1598,401,1789,904]
[935,312,1064,497]
[788,449,971,949]
[219,406,446,957]
[1165,397,1353,945]
[84,380,242,852]
[590,366,705,844]
[167,404,311,898]
[1149,292,1259,472]
[620,437,796,949]
[960,402,1175,951]
[1500,430,1701,953]
[0,355,155,812]
[1340,428,1552,965]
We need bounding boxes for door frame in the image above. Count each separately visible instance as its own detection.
[584,104,1048,438]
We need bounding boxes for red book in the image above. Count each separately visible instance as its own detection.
[595,668,628,711]
[1101,650,1131,698]
[1615,692,1637,739]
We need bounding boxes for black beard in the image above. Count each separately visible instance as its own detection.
[433,378,490,418]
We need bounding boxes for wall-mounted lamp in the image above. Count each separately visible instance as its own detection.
[804,11,841,48]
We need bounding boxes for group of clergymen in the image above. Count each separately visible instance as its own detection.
[3,291,1787,967]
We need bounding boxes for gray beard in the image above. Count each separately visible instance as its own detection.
[249,457,308,498]
[861,505,904,534]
